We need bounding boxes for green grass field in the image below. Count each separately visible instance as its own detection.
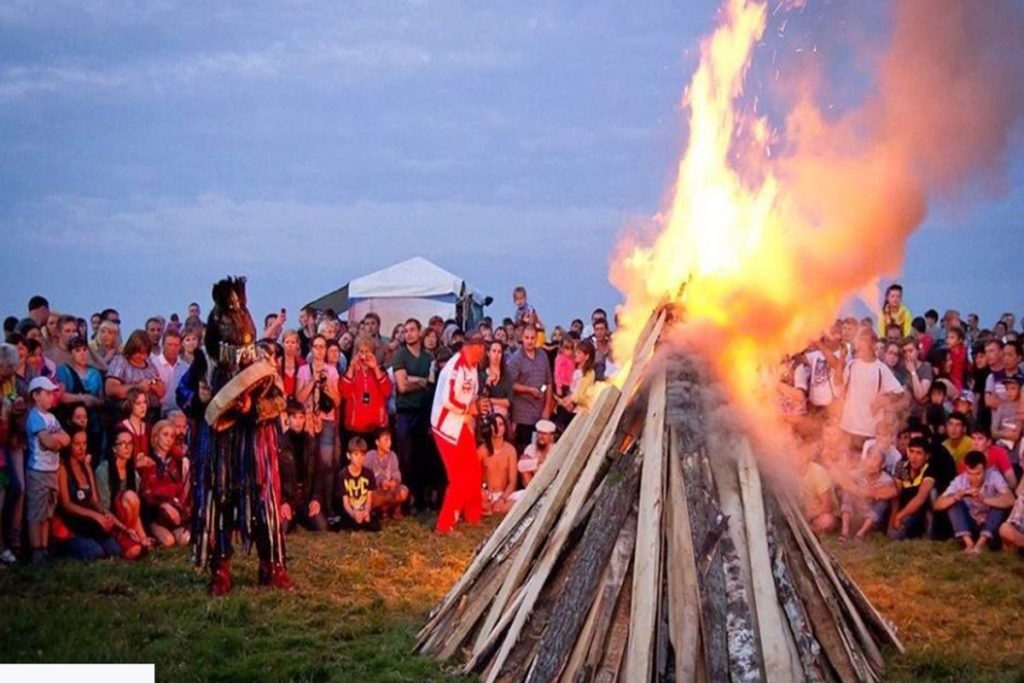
[1,518,1023,682]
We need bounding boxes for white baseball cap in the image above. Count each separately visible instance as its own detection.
[28,376,58,393]
[535,419,556,434]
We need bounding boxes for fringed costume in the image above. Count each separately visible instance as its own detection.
[178,277,292,596]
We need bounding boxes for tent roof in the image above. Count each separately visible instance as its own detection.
[305,283,349,314]
[348,256,467,299]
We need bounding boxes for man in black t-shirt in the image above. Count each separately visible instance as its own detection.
[391,319,436,512]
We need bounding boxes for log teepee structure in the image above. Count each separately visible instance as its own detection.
[416,307,904,682]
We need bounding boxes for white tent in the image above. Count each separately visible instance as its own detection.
[307,257,489,335]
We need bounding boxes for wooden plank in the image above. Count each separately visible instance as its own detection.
[828,554,905,653]
[526,448,643,683]
[473,385,621,652]
[623,369,667,683]
[481,311,668,683]
[558,510,638,683]
[784,499,886,677]
[593,566,634,683]
[736,446,798,683]
[706,435,763,683]
[665,440,702,683]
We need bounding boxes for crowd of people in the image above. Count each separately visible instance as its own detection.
[1,280,1022,591]
[0,285,612,579]
[785,284,1024,554]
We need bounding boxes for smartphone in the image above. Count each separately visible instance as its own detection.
[539,384,548,394]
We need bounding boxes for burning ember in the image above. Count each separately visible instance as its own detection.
[612,0,1024,413]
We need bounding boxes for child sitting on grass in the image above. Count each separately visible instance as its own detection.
[336,437,380,532]
[365,430,408,520]
[834,447,898,542]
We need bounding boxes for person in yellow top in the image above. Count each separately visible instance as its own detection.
[942,412,973,467]
[877,283,912,338]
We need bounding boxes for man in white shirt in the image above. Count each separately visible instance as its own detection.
[153,330,189,416]
[839,329,906,453]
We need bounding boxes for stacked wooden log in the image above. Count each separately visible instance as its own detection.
[416,310,903,682]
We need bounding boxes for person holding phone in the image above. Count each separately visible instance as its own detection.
[339,336,393,445]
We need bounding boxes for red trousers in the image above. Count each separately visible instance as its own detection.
[433,427,482,533]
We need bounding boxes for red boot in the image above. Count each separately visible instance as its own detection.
[258,560,296,591]
[209,557,232,598]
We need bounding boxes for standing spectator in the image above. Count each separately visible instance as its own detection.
[152,330,189,417]
[339,337,392,444]
[104,330,165,421]
[279,330,305,401]
[889,437,936,540]
[508,326,553,455]
[877,284,912,338]
[297,306,318,358]
[591,318,613,381]
[278,401,328,533]
[44,315,80,368]
[479,340,512,419]
[902,336,933,421]
[839,329,906,454]
[360,313,389,365]
[180,329,199,366]
[0,343,27,565]
[391,319,435,513]
[934,450,1014,553]
[89,320,120,372]
[144,317,164,357]
[556,339,598,418]
[982,339,1007,412]
[56,337,103,456]
[366,430,409,519]
[25,376,70,565]
[431,333,486,534]
[296,335,341,513]
[993,373,1023,451]
[54,428,121,561]
[912,316,934,360]
[28,296,50,331]
[946,326,968,391]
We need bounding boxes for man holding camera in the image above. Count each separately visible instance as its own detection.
[431,332,486,534]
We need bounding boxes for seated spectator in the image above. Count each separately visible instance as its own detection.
[95,428,150,559]
[834,447,898,542]
[998,483,1024,551]
[968,425,1018,490]
[797,450,837,535]
[480,415,519,515]
[118,386,152,465]
[934,450,1014,553]
[942,412,973,468]
[993,373,1023,449]
[54,428,122,561]
[518,420,557,487]
[279,401,328,533]
[137,420,190,548]
[336,437,380,532]
[889,437,936,540]
[366,430,409,519]
[339,336,392,442]
[859,424,902,474]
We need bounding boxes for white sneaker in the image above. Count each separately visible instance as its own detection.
[0,549,17,565]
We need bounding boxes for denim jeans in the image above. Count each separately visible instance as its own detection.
[316,421,337,516]
[948,501,1007,540]
[58,534,121,562]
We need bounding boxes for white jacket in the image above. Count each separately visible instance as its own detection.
[431,352,479,445]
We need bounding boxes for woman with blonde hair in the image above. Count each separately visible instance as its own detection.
[89,320,121,372]
[137,419,189,547]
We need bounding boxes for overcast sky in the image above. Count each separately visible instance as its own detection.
[2,1,1021,332]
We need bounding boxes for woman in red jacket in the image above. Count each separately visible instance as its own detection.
[340,336,393,444]
[137,419,190,548]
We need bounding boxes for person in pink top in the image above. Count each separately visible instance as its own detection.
[430,332,486,534]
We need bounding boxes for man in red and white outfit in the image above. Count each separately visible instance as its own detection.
[431,332,486,534]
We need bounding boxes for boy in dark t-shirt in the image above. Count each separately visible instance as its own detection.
[336,436,380,532]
